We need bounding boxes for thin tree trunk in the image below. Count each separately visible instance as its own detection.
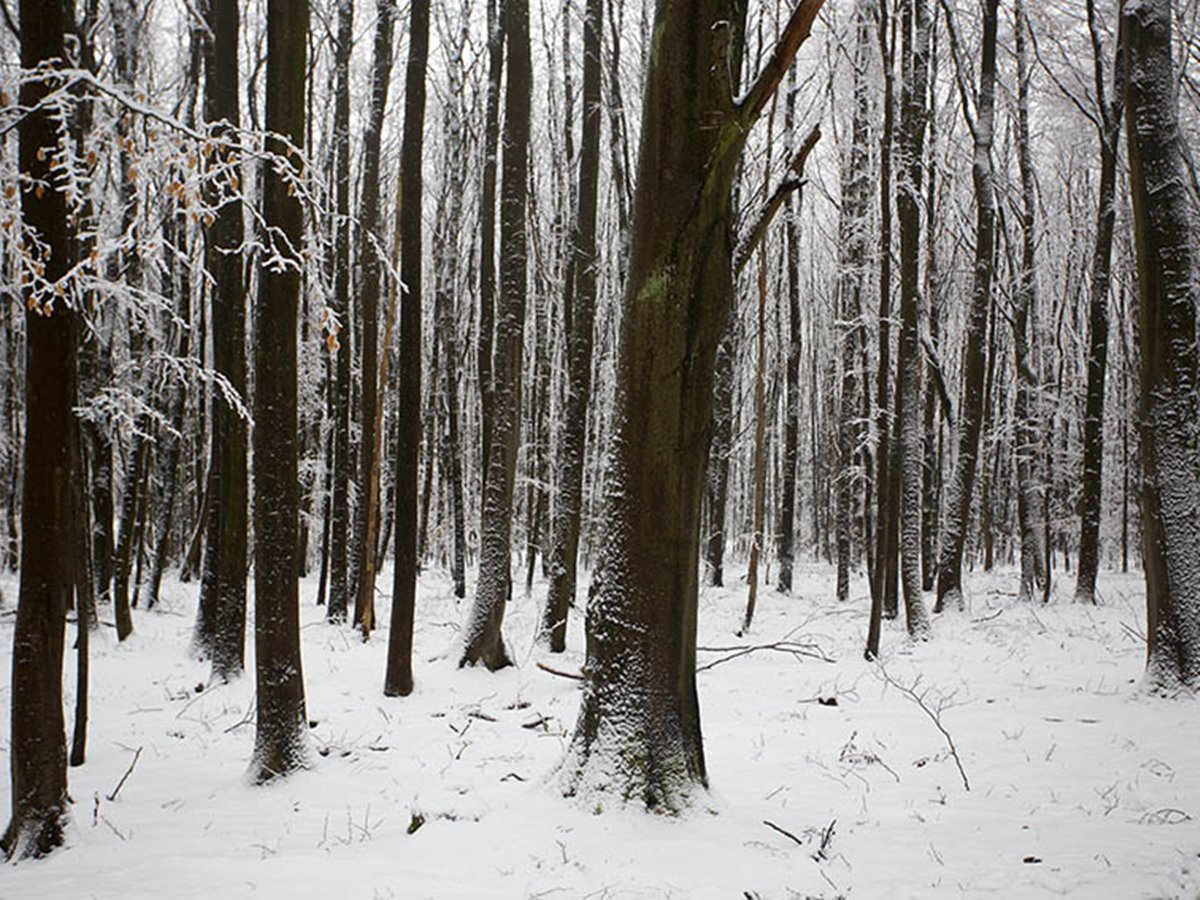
[385,0,431,696]
[478,0,505,491]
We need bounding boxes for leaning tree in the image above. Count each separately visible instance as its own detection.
[561,0,827,812]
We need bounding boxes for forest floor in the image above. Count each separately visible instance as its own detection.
[1,562,1199,899]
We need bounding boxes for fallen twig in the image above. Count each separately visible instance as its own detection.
[107,746,143,802]
[536,661,584,681]
[874,662,971,792]
[763,819,806,848]
[696,640,834,672]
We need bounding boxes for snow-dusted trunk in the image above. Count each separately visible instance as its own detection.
[935,0,998,614]
[563,0,825,811]
[250,0,309,783]
[1123,0,1200,691]
[3,0,72,856]
[705,329,735,588]
[544,0,603,651]
[835,0,872,607]
[1012,0,1047,604]
[896,0,933,639]
[384,0,430,697]
[1075,0,1125,606]
[461,0,532,671]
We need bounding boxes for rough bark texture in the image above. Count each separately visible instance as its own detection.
[544,0,603,651]
[836,0,872,607]
[196,0,249,679]
[251,0,309,782]
[1074,0,1125,606]
[4,0,72,856]
[385,0,430,697]
[563,0,824,811]
[1123,0,1200,692]
[460,0,532,671]
[896,0,933,639]
[478,0,505,491]
[935,0,998,614]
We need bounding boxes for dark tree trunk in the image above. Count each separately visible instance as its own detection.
[3,0,72,856]
[326,0,354,624]
[544,0,603,651]
[1123,0,1200,691]
[384,0,430,697]
[896,0,933,639]
[461,0,531,671]
[195,0,249,681]
[563,0,825,811]
[251,0,310,782]
[1074,0,1125,605]
[935,0,998,614]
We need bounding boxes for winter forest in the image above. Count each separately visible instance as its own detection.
[2,0,1200,894]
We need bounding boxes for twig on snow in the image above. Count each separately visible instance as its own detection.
[107,746,143,801]
[696,639,833,672]
[536,661,584,681]
[874,661,971,792]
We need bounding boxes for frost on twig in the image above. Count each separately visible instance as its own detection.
[873,661,970,792]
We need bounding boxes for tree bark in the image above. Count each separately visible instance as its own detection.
[384,0,430,697]
[563,0,825,811]
[544,0,603,651]
[251,0,310,782]
[196,0,249,680]
[460,0,532,670]
[4,0,72,855]
[934,0,998,614]
[1123,0,1200,691]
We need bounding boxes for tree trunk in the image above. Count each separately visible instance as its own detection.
[3,0,72,855]
[251,0,310,782]
[326,0,355,624]
[544,0,603,651]
[195,0,249,681]
[935,0,998,614]
[352,0,397,635]
[1074,0,1125,605]
[896,0,933,639]
[1123,0,1200,691]
[384,0,430,697]
[460,0,532,670]
[704,328,735,587]
[563,0,825,811]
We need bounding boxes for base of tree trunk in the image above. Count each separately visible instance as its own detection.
[2,805,67,861]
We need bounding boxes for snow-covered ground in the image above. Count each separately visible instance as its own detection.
[1,562,1198,899]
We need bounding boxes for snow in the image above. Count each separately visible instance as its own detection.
[2,563,1199,898]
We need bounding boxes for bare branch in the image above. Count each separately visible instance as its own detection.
[738,0,827,123]
[734,125,821,274]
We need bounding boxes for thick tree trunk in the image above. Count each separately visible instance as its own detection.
[195,0,249,680]
[777,86,802,595]
[1123,0,1200,691]
[563,0,825,811]
[3,0,72,856]
[935,0,999,614]
[251,0,310,782]
[460,0,532,670]
[478,0,505,491]
[384,0,430,697]
[544,0,603,651]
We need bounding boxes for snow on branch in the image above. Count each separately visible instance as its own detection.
[734,125,821,275]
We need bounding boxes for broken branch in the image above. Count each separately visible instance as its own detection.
[734,125,821,275]
[739,0,827,122]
